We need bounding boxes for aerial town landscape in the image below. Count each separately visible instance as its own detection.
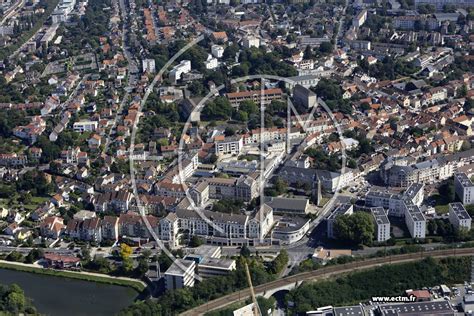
[0,0,474,314]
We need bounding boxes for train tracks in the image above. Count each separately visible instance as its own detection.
[181,247,474,315]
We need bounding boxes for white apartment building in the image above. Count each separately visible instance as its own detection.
[160,213,179,248]
[449,202,472,231]
[142,58,156,73]
[247,205,273,239]
[176,208,249,240]
[211,45,224,58]
[455,173,474,205]
[169,60,191,83]
[205,55,218,70]
[403,202,426,239]
[353,9,367,28]
[365,183,424,217]
[242,36,260,49]
[371,207,391,242]
[73,120,98,132]
[164,259,196,290]
[214,136,243,156]
[366,191,405,216]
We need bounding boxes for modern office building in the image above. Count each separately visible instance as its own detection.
[164,259,196,290]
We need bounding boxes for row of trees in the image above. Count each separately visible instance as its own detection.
[119,253,288,315]
[286,257,471,314]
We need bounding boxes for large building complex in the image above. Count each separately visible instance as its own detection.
[226,88,283,107]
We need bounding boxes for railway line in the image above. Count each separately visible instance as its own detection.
[180,247,474,315]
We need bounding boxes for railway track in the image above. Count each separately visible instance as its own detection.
[180,247,474,315]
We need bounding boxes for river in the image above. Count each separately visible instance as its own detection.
[0,268,138,315]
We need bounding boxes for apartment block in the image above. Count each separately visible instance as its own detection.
[226,88,283,107]
[73,120,98,133]
[403,203,426,239]
[292,84,317,109]
[371,207,391,242]
[214,135,243,156]
[455,173,474,205]
[449,202,472,231]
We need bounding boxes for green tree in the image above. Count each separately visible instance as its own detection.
[334,212,375,245]
[120,243,133,260]
[240,245,251,258]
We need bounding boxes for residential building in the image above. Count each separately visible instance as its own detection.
[0,153,28,166]
[353,9,367,28]
[365,183,424,217]
[226,88,283,107]
[101,216,119,241]
[454,173,474,205]
[214,135,243,156]
[211,45,224,58]
[449,202,472,231]
[403,203,426,239]
[118,212,160,239]
[414,0,474,10]
[73,120,98,132]
[292,84,317,109]
[65,217,102,243]
[242,36,260,49]
[160,212,179,248]
[371,207,391,242]
[169,60,191,83]
[247,205,274,240]
[176,208,249,245]
[39,216,65,239]
[142,59,156,73]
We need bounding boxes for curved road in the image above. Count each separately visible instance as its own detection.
[181,247,474,315]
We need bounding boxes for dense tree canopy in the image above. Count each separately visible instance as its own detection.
[286,257,470,314]
[0,284,38,315]
[334,212,375,246]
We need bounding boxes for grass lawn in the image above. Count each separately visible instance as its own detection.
[435,204,450,214]
[0,195,50,211]
[432,194,451,214]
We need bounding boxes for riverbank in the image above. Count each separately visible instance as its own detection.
[0,260,146,293]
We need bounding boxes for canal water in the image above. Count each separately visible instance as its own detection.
[0,268,138,315]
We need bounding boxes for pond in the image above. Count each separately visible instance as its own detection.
[0,268,138,316]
